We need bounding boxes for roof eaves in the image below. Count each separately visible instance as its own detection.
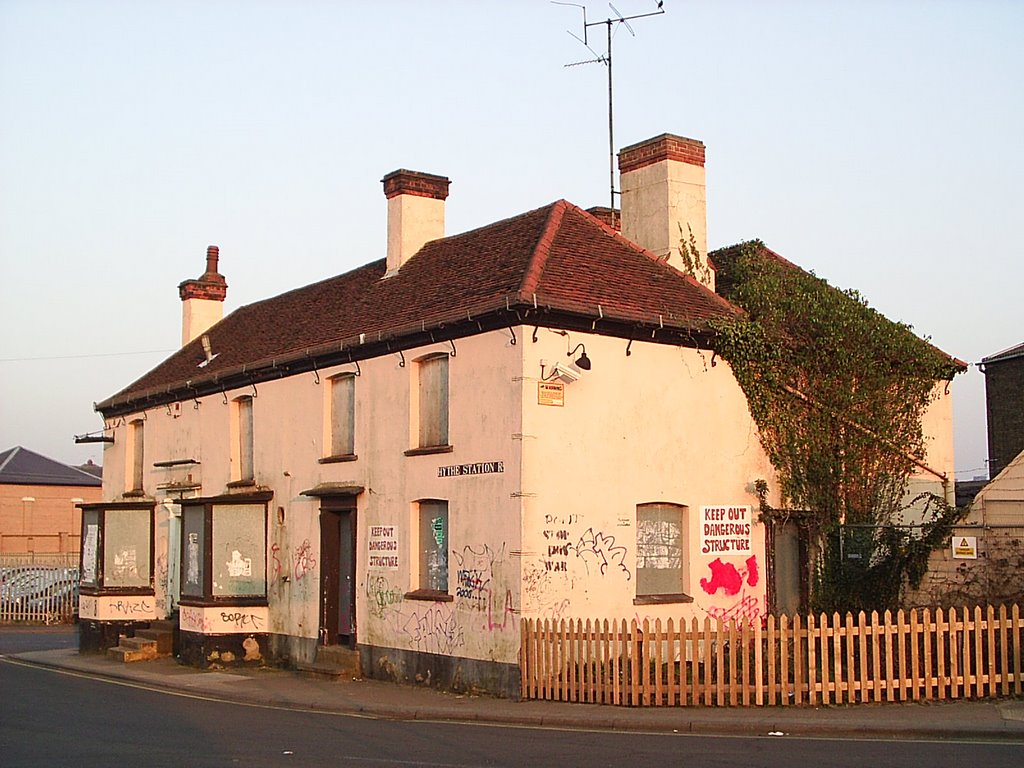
[982,342,1024,366]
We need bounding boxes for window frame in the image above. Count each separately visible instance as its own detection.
[634,501,692,605]
[230,395,255,486]
[77,502,155,597]
[177,492,271,608]
[410,352,450,453]
[324,372,357,461]
[405,498,451,602]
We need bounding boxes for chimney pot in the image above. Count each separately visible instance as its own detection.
[179,245,228,347]
[205,245,220,274]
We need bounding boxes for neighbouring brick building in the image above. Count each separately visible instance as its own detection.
[982,342,1024,480]
[0,446,102,555]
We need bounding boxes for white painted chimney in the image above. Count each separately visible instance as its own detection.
[381,169,450,276]
[618,133,713,290]
[178,245,227,347]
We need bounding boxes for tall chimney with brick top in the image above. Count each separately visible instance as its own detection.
[382,169,450,276]
[178,245,227,347]
[618,133,713,290]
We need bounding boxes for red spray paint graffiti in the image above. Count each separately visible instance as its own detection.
[699,555,759,596]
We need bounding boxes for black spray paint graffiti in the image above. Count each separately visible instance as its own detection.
[400,605,464,655]
[452,543,518,631]
[572,527,631,580]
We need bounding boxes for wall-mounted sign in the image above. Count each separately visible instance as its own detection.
[538,381,564,406]
[952,536,978,560]
[438,461,504,478]
[368,525,400,570]
[700,505,753,555]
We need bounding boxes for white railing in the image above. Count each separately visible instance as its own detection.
[0,556,80,624]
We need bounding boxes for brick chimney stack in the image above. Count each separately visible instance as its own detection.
[382,169,450,276]
[178,245,228,347]
[618,134,712,290]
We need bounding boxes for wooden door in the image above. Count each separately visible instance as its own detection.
[319,505,355,646]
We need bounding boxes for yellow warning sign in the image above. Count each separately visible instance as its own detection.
[538,381,564,406]
[952,536,977,560]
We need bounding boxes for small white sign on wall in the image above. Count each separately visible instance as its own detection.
[952,536,978,559]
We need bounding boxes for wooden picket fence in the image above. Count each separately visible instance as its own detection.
[520,605,1024,706]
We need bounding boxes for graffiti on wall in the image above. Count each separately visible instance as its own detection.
[399,605,465,655]
[572,527,631,581]
[699,555,759,596]
[699,555,763,628]
[453,543,517,632]
[269,539,318,584]
[366,574,403,618]
[293,539,316,581]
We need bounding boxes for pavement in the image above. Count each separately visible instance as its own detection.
[6,645,1024,742]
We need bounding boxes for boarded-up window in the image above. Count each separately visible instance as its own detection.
[636,503,686,596]
[181,502,268,599]
[80,509,100,586]
[103,508,152,589]
[330,374,356,456]
[211,504,267,597]
[181,505,206,597]
[417,355,449,448]
[236,396,254,482]
[130,419,145,491]
[418,500,448,593]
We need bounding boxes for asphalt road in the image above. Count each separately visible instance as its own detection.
[1,652,1022,768]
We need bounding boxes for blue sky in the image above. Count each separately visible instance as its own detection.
[1,0,1021,481]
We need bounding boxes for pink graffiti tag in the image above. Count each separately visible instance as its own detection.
[700,555,759,596]
[707,592,763,628]
[294,539,317,581]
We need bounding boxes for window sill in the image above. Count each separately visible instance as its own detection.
[633,593,694,606]
[403,445,454,457]
[319,454,358,464]
[404,589,453,603]
[226,479,257,489]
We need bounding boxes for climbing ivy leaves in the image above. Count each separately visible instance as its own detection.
[709,242,964,612]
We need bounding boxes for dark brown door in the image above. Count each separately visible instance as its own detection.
[319,504,355,646]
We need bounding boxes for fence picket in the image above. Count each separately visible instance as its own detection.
[974,606,985,699]
[1014,605,1022,696]
[986,605,997,698]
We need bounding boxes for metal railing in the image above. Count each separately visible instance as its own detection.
[0,556,80,624]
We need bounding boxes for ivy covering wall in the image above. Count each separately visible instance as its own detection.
[707,241,964,613]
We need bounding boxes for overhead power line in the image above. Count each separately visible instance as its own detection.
[0,349,174,363]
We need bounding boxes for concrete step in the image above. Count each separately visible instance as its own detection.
[108,637,158,663]
[135,628,174,655]
[297,645,361,680]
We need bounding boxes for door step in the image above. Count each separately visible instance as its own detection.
[297,645,362,681]
[107,622,175,663]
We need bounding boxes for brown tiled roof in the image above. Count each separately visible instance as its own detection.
[98,201,738,414]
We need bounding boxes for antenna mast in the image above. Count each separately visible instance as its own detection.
[557,2,665,210]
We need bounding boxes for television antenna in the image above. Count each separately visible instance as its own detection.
[555,1,666,210]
